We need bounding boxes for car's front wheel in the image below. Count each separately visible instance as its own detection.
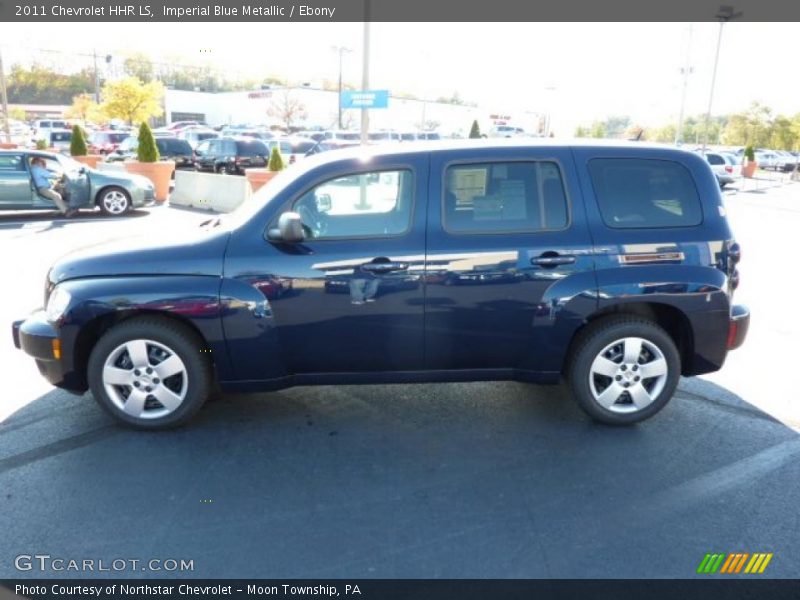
[88,318,212,429]
[567,317,680,425]
[97,186,131,216]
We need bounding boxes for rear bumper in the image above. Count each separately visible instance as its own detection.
[12,312,69,387]
[728,304,750,351]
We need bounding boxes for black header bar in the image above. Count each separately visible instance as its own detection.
[0,0,799,22]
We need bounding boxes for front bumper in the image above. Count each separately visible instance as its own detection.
[12,311,68,387]
[728,304,750,351]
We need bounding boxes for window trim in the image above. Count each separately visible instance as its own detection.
[440,157,573,236]
[266,164,418,242]
[587,157,705,231]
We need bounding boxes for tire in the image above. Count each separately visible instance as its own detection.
[87,317,212,429]
[97,186,131,216]
[567,316,680,425]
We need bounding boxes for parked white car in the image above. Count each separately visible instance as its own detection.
[704,152,738,188]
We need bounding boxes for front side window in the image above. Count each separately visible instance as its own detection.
[289,169,414,240]
[588,158,703,229]
[443,161,569,234]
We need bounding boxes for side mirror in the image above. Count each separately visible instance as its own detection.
[79,167,86,175]
[267,212,305,243]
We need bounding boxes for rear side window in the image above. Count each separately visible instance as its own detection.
[236,140,266,156]
[0,155,24,171]
[706,154,724,165]
[443,161,569,234]
[588,158,703,229]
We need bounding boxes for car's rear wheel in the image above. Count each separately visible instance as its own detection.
[567,317,680,425]
[88,318,212,429]
[97,186,131,216]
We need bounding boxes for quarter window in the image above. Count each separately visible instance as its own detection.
[588,158,703,229]
[443,161,569,233]
[290,170,414,240]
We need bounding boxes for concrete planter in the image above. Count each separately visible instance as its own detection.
[245,169,279,193]
[741,160,757,178]
[0,143,18,149]
[125,161,176,202]
[72,155,104,169]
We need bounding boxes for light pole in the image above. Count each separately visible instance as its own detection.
[0,46,11,143]
[675,24,693,146]
[360,12,370,146]
[701,5,742,153]
[331,45,352,129]
[543,85,557,137]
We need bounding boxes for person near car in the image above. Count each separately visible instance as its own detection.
[30,157,75,217]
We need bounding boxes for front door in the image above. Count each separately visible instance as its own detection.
[223,154,428,379]
[424,147,597,374]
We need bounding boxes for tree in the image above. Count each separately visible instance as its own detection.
[7,63,95,104]
[123,53,154,83]
[65,93,101,123]
[722,102,773,147]
[469,120,481,138]
[574,125,589,137]
[268,90,308,130]
[589,121,607,138]
[769,115,795,150]
[436,91,464,105]
[268,145,285,171]
[69,125,88,156]
[100,77,164,125]
[136,122,160,163]
[8,107,27,121]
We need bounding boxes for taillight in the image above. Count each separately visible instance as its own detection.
[726,320,739,349]
[725,166,733,173]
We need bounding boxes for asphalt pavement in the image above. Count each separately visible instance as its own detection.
[1,175,798,578]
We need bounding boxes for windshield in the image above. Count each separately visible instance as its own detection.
[56,154,86,173]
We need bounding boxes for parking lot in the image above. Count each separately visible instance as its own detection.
[1,174,799,578]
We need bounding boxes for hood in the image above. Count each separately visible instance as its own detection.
[50,226,230,284]
[88,169,153,190]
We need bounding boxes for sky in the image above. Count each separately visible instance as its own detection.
[1,22,798,134]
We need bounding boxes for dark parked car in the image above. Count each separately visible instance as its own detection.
[13,141,749,429]
[108,137,195,170]
[193,137,268,174]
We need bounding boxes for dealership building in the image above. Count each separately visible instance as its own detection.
[163,86,544,136]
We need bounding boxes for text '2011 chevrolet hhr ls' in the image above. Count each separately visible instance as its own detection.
[12,141,749,429]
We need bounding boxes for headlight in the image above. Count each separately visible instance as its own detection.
[45,286,72,322]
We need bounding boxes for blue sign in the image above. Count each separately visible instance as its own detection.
[340,90,389,109]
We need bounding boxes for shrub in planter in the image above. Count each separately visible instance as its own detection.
[742,144,757,178]
[469,120,481,139]
[124,122,174,202]
[268,145,285,171]
[70,125,103,168]
[246,145,285,193]
[137,122,160,162]
[70,125,88,156]
[35,139,48,150]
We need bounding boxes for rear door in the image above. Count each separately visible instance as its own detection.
[424,146,596,374]
[0,154,35,208]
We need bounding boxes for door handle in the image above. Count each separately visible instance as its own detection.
[361,261,409,274]
[531,255,576,267]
